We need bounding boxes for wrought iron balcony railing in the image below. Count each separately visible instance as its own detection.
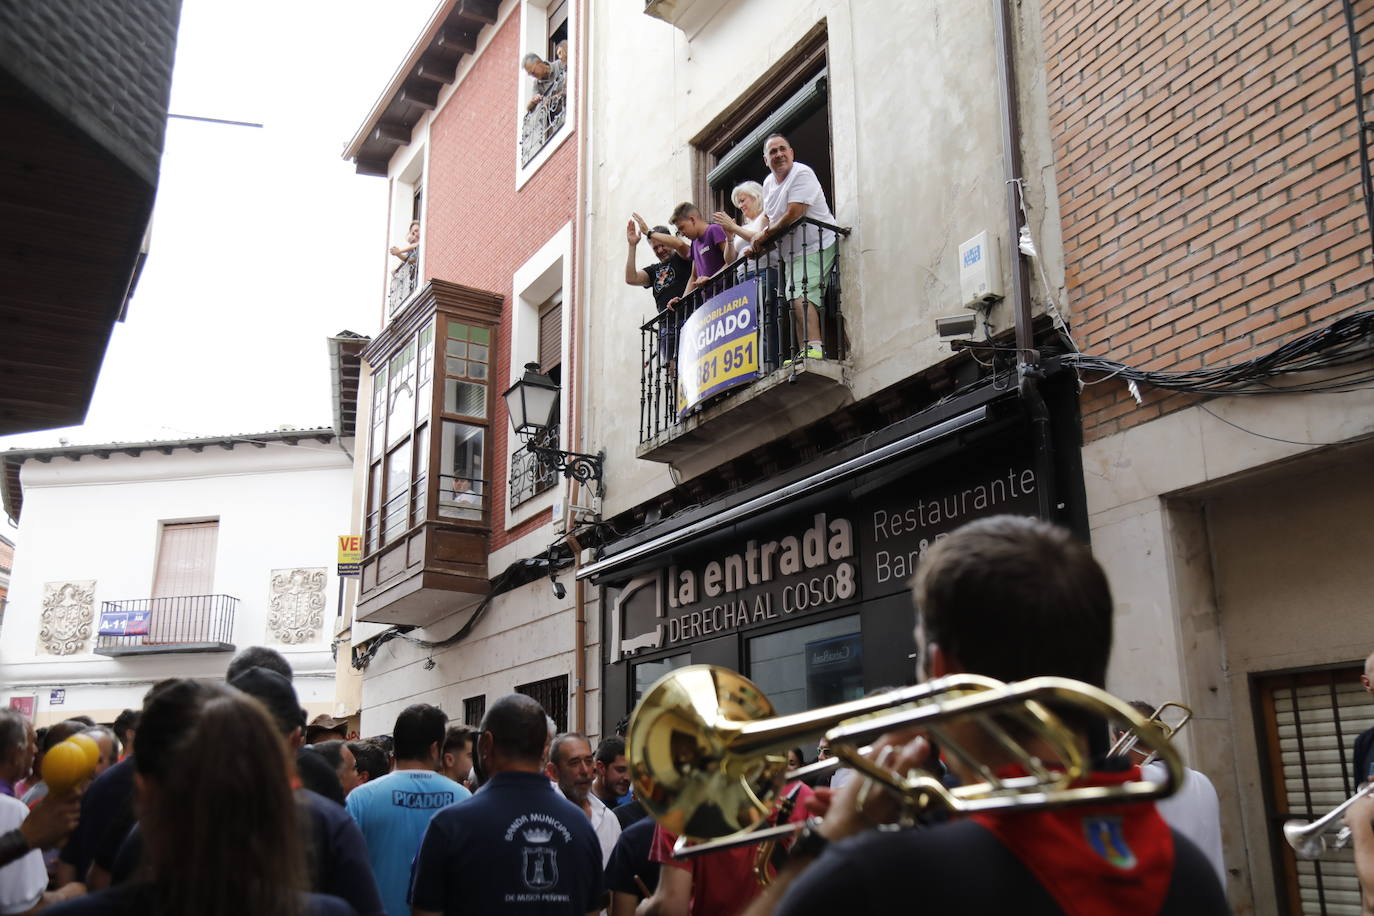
[520,85,567,167]
[388,255,419,315]
[509,423,559,509]
[94,594,238,656]
[639,217,850,444]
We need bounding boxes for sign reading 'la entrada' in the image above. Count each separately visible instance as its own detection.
[610,454,1041,659]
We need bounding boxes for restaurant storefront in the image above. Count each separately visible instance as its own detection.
[584,378,1088,727]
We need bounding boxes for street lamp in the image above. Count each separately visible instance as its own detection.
[501,362,605,496]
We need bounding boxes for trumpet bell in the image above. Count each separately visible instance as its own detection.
[628,665,787,841]
[1283,819,1329,860]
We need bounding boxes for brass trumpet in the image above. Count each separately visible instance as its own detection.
[626,665,1183,858]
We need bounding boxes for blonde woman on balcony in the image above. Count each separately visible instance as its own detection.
[712,181,766,261]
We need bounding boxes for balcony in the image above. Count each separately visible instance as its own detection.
[357,279,504,628]
[521,86,566,167]
[643,0,730,38]
[509,424,559,509]
[389,255,419,316]
[93,595,238,657]
[638,217,852,475]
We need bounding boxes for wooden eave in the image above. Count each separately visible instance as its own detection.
[1,429,337,524]
[0,71,156,436]
[363,278,504,366]
[343,0,501,176]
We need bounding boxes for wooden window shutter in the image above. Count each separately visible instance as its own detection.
[539,296,563,372]
[152,521,219,598]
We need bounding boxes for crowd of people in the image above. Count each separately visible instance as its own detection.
[626,133,840,365]
[0,513,1250,915]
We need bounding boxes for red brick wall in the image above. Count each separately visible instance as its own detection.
[425,7,577,550]
[1042,0,1374,440]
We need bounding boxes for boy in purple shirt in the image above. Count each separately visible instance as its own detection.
[667,202,731,306]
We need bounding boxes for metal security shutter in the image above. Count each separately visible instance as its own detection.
[1259,667,1374,915]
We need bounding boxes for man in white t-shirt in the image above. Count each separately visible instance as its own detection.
[745,134,839,363]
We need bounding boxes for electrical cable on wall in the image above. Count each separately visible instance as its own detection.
[959,311,1374,397]
[1058,311,1374,395]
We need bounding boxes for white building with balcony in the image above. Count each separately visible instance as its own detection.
[0,429,354,726]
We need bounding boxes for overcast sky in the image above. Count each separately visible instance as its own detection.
[0,0,437,452]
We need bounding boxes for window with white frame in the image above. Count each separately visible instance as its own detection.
[518,0,572,173]
[387,152,426,316]
[507,226,570,520]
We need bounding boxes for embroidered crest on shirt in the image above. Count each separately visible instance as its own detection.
[521,843,558,890]
[1082,815,1137,869]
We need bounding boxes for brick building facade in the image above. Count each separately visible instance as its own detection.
[341,0,597,738]
[1041,1,1374,911]
[1045,0,1374,440]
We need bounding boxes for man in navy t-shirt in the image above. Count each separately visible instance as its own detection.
[411,694,604,916]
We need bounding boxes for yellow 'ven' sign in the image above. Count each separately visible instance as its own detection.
[338,535,362,564]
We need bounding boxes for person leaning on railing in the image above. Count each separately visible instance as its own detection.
[522,52,565,114]
[713,181,767,262]
[389,220,419,275]
[665,202,731,308]
[744,134,840,362]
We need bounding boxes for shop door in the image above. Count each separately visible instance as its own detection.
[1256,665,1372,915]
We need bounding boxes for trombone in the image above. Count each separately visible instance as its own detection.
[1283,780,1374,859]
[1106,701,1193,764]
[626,664,1183,859]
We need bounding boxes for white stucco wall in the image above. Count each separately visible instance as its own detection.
[0,440,354,723]
[581,0,1064,515]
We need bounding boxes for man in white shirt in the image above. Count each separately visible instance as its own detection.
[1125,701,1226,890]
[745,134,839,363]
[547,732,621,866]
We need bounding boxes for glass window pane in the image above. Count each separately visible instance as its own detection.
[384,442,412,543]
[633,654,690,703]
[447,321,470,341]
[468,344,488,364]
[418,325,434,385]
[367,462,383,553]
[446,358,467,377]
[445,379,488,417]
[748,615,863,716]
[468,361,488,380]
[412,425,429,526]
[439,422,486,521]
[470,326,490,345]
[446,340,468,358]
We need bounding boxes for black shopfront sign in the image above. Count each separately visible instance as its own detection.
[607,448,1042,661]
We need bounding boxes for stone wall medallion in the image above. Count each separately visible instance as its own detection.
[38,581,96,655]
[268,568,326,644]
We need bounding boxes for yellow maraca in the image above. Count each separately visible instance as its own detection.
[68,733,100,770]
[42,737,97,797]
